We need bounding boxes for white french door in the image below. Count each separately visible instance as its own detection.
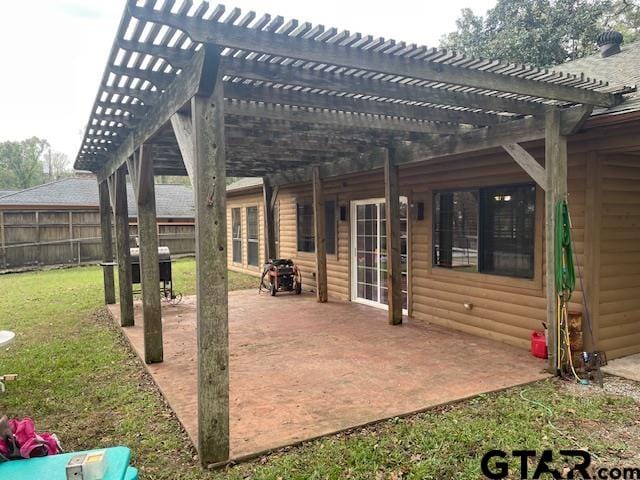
[350,197,408,313]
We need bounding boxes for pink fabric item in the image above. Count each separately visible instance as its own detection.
[0,417,61,459]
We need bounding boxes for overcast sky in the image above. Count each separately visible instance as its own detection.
[0,0,495,168]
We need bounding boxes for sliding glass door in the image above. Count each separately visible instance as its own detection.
[351,198,408,312]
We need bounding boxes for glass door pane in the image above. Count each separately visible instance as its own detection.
[353,199,408,311]
[355,203,379,302]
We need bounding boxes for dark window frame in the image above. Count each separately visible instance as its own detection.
[246,205,259,267]
[231,207,242,264]
[432,183,536,279]
[296,198,337,255]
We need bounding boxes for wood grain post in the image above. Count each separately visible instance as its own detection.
[192,52,229,465]
[385,147,403,325]
[112,167,134,326]
[312,167,328,302]
[583,152,601,352]
[545,108,568,374]
[136,145,163,364]
[98,180,116,305]
[262,180,277,261]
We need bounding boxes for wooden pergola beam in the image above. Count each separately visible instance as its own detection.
[223,82,506,126]
[130,5,620,107]
[502,144,547,191]
[265,105,591,185]
[96,46,214,183]
[170,112,195,185]
[224,100,464,135]
[221,57,544,117]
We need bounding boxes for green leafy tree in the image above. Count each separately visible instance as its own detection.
[441,0,640,67]
[606,0,640,42]
[0,137,49,189]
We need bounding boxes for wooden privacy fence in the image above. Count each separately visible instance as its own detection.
[0,209,195,270]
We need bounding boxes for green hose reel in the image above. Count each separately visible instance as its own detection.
[554,200,575,300]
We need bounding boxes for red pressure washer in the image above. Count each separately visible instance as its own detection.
[259,259,302,296]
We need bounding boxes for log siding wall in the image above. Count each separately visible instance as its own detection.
[597,154,640,359]
[273,151,587,351]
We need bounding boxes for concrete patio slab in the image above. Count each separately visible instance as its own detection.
[108,290,548,460]
[603,353,640,382]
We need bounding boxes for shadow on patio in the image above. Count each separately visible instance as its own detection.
[108,290,548,461]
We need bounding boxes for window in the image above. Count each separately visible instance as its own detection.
[325,200,336,255]
[433,191,479,270]
[296,200,336,254]
[246,206,259,266]
[297,202,315,252]
[480,185,536,278]
[433,184,536,279]
[231,208,242,264]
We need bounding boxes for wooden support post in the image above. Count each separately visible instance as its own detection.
[192,50,229,465]
[545,108,568,374]
[110,167,134,326]
[583,152,601,352]
[133,145,163,364]
[99,180,116,305]
[312,167,328,303]
[384,147,403,325]
[262,180,277,261]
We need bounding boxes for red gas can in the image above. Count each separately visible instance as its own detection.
[531,331,548,359]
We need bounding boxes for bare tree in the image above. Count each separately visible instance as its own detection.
[44,148,71,181]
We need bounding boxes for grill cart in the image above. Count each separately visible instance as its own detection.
[260,259,302,296]
[130,246,180,303]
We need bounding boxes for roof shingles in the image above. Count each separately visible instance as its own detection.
[0,178,195,219]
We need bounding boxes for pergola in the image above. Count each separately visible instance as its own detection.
[75,0,633,466]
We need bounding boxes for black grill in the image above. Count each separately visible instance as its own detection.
[130,246,175,300]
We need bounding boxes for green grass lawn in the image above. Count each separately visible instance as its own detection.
[0,259,638,479]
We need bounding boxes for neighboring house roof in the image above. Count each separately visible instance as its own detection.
[0,177,196,219]
[555,41,640,115]
[226,177,263,193]
[0,190,18,198]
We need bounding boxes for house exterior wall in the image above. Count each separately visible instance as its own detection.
[224,120,640,359]
[226,189,265,277]
[274,150,588,351]
[597,154,640,359]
